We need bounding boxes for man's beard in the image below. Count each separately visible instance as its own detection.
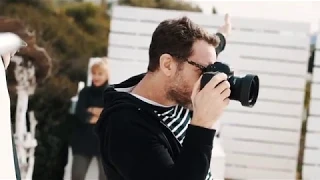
[167,88,192,109]
[166,74,193,109]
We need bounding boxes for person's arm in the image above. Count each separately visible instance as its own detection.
[215,33,226,56]
[88,107,103,117]
[215,14,231,56]
[102,108,216,180]
[75,88,92,123]
[87,107,103,124]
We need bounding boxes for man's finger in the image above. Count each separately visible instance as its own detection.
[204,73,228,90]
[225,13,230,24]
[191,75,202,101]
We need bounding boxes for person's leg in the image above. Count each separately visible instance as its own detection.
[97,156,107,180]
[71,155,92,180]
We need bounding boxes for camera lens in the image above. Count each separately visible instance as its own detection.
[201,62,260,107]
[249,79,257,102]
[229,74,259,107]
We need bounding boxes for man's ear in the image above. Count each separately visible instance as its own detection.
[159,54,177,77]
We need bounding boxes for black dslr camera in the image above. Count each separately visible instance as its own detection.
[200,62,259,107]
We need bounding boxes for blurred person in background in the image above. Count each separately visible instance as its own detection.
[70,58,109,180]
[0,32,25,180]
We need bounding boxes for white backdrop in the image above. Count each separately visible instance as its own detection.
[303,22,320,180]
[107,5,310,179]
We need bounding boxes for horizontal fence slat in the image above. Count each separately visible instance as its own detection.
[220,112,302,130]
[107,59,307,90]
[108,60,147,84]
[222,139,299,158]
[307,116,320,132]
[304,148,320,165]
[110,21,309,48]
[257,88,304,103]
[112,5,310,33]
[305,132,320,148]
[219,56,307,76]
[312,67,320,82]
[109,32,308,74]
[313,50,320,66]
[311,83,320,99]
[109,36,309,63]
[315,36,320,49]
[225,153,297,171]
[220,125,300,144]
[303,165,320,180]
[225,165,295,179]
[227,100,303,117]
[309,99,320,115]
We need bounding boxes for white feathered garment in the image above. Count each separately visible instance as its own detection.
[0,32,25,179]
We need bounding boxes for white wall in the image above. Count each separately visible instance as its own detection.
[190,1,319,33]
[303,23,320,180]
[107,5,310,179]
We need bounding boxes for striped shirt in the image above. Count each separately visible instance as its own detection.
[156,105,213,180]
[131,93,213,180]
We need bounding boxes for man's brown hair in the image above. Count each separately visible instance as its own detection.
[147,16,220,72]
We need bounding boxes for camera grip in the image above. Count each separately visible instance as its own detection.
[200,72,219,90]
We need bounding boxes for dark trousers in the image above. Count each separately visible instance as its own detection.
[71,155,107,180]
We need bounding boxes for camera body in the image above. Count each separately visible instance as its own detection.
[200,62,259,107]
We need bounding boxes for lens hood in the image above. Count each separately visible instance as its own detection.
[239,74,259,107]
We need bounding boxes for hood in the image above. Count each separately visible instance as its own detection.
[95,73,147,137]
[103,73,146,109]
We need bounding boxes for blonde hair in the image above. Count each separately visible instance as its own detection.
[91,57,109,73]
[91,57,109,78]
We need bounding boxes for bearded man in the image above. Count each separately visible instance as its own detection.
[96,15,232,180]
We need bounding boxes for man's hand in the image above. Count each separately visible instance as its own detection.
[89,116,99,124]
[88,107,103,116]
[217,14,232,38]
[190,73,231,129]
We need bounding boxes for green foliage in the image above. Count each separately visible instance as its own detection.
[119,0,202,11]
[64,2,99,19]
[156,0,202,12]
[119,0,157,8]
[30,76,75,180]
[4,0,54,11]
[61,2,110,40]
[1,2,109,179]
[212,7,217,14]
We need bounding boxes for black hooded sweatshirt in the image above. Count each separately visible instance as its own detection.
[96,33,226,180]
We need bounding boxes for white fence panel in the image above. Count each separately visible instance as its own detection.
[108,5,310,179]
[303,29,320,180]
